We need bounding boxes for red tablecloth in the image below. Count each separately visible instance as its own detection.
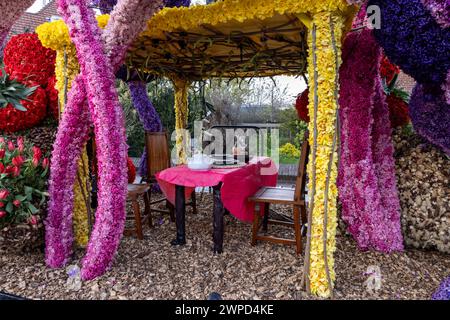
[155,157,278,223]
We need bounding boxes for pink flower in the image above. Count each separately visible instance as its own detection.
[0,211,6,219]
[12,155,25,167]
[42,157,49,169]
[12,166,20,177]
[0,149,5,159]
[17,136,24,153]
[32,157,39,167]
[7,141,14,151]
[0,189,9,200]
[29,215,38,225]
[13,199,21,207]
[32,146,42,162]
[0,137,5,144]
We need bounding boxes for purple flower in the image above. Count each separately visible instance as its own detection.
[409,83,450,155]
[369,0,450,87]
[421,0,450,28]
[432,276,450,300]
[338,29,404,253]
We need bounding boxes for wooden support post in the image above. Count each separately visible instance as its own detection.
[172,77,190,165]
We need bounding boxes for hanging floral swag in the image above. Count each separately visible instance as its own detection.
[337,29,404,253]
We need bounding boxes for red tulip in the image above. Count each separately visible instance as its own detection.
[0,163,4,173]
[13,199,21,207]
[32,157,39,167]
[12,155,25,167]
[0,202,4,208]
[29,215,38,225]
[42,158,49,169]
[0,149,5,159]
[32,146,42,162]
[0,189,9,200]
[12,166,20,177]
[17,137,24,153]
[0,211,6,219]
[7,141,15,152]
[5,165,15,176]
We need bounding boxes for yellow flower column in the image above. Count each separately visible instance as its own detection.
[172,77,190,165]
[302,12,344,298]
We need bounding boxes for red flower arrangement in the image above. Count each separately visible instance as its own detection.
[295,88,310,122]
[3,33,56,87]
[386,93,410,128]
[380,55,400,84]
[0,86,48,132]
[127,157,136,184]
[46,76,59,120]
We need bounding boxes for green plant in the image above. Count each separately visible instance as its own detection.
[0,69,38,111]
[0,136,49,228]
[279,142,300,159]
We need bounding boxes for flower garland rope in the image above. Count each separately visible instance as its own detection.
[337,29,403,253]
[302,12,344,298]
[56,0,128,280]
[45,0,164,275]
[173,77,190,165]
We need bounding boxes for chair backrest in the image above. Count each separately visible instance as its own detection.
[207,125,261,163]
[145,131,170,179]
[294,131,310,202]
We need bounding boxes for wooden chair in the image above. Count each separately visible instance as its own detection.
[249,131,310,254]
[145,132,197,222]
[124,184,152,240]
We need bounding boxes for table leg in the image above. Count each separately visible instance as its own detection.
[171,185,186,246]
[213,184,224,254]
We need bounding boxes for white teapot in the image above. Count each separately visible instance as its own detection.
[187,153,214,170]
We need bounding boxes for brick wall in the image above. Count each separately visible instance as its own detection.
[7,0,59,39]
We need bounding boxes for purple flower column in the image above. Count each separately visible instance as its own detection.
[128,81,162,176]
[432,276,450,300]
[409,84,450,155]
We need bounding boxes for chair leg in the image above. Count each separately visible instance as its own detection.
[144,191,153,228]
[251,204,261,246]
[293,205,302,254]
[262,203,270,232]
[167,201,175,222]
[191,191,198,215]
[131,195,144,240]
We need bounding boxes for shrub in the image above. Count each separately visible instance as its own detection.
[279,142,300,159]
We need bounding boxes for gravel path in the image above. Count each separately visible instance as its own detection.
[1,195,449,300]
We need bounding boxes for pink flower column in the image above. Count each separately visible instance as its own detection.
[45,0,163,272]
[338,29,404,252]
[57,0,128,279]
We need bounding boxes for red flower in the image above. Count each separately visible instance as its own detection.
[0,211,6,219]
[0,189,9,200]
[32,146,42,162]
[46,76,60,120]
[29,215,38,225]
[3,33,56,87]
[7,141,15,151]
[12,155,25,167]
[0,86,48,133]
[295,88,310,123]
[13,199,21,207]
[12,166,20,177]
[17,136,25,153]
[0,202,4,208]
[386,94,410,128]
[380,55,400,84]
[127,157,136,184]
[0,149,5,159]
[42,158,50,169]
[0,163,4,173]
[0,137,4,144]
[32,157,40,167]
